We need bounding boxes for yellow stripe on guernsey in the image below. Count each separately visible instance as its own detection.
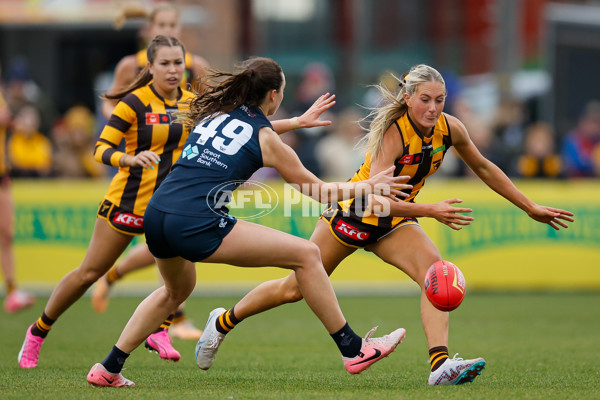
[339,112,452,229]
[94,85,193,216]
[136,49,194,89]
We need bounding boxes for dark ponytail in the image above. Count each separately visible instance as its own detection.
[178,57,283,128]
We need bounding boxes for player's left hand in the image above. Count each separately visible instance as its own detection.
[297,93,336,129]
[527,204,574,230]
[369,167,412,200]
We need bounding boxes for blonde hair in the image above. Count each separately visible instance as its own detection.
[361,64,445,159]
[114,2,179,30]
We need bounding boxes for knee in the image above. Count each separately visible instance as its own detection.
[76,266,106,287]
[278,276,304,304]
[165,281,195,305]
[411,255,442,289]
[298,241,322,267]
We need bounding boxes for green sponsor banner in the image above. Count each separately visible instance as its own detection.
[439,206,600,256]
[15,205,97,245]
[9,178,600,288]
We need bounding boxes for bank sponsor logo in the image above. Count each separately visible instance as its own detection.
[182,144,199,160]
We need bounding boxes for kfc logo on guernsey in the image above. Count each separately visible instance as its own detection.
[145,113,171,125]
[113,212,144,228]
[334,220,370,241]
[398,152,423,165]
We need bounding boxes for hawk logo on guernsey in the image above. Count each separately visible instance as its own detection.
[113,212,144,228]
[334,220,370,241]
[398,152,423,165]
[145,113,172,125]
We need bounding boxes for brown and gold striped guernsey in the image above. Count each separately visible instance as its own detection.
[94,84,193,216]
[136,49,195,90]
[339,112,453,228]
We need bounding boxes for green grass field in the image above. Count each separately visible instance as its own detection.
[2,292,599,400]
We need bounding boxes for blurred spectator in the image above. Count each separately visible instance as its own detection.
[561,100,600,178]
[3,56,57,135]
[362,70,399,109]
[516,122,562,178]
[438,67,463,116]
[450,98,501,177]
[295,62,335,110]
[315,107,365,180]
[287,62,337,177]
[52,105,105,178]
[461,118,497,178]
[490,97,527,173]
[8,104,52,177]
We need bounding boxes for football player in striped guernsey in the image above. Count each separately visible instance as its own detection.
[18,35,193,369]
[194,64,574,386]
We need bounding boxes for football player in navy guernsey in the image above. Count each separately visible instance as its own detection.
[93,1,210,342]
[194,64,574,386]
[86,56,413,387]
[18,35,195,369]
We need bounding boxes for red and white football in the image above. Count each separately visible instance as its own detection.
[424,260,466,312]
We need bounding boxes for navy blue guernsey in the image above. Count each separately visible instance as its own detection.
[148,105,272,217]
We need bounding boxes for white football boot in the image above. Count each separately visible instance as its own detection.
[428,353,486,385]
[195,307,227,370]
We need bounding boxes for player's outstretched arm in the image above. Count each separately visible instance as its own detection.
[259,127,410,202]
[449,114,574,230]
[271,93,336,134]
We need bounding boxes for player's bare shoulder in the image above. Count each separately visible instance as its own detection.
[443,112,466,131]
[443,112,469,144]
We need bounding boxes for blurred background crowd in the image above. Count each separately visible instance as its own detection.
[1,0,600,182]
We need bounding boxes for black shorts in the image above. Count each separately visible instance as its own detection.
[97,199,144,235]
[320,204,418,248]
[144,204,237,262]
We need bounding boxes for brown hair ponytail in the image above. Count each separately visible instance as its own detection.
[178,57,283,128]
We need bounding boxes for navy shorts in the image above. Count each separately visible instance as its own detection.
[144,204,237,262]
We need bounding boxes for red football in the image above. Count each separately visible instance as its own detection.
[424,260,466,312]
